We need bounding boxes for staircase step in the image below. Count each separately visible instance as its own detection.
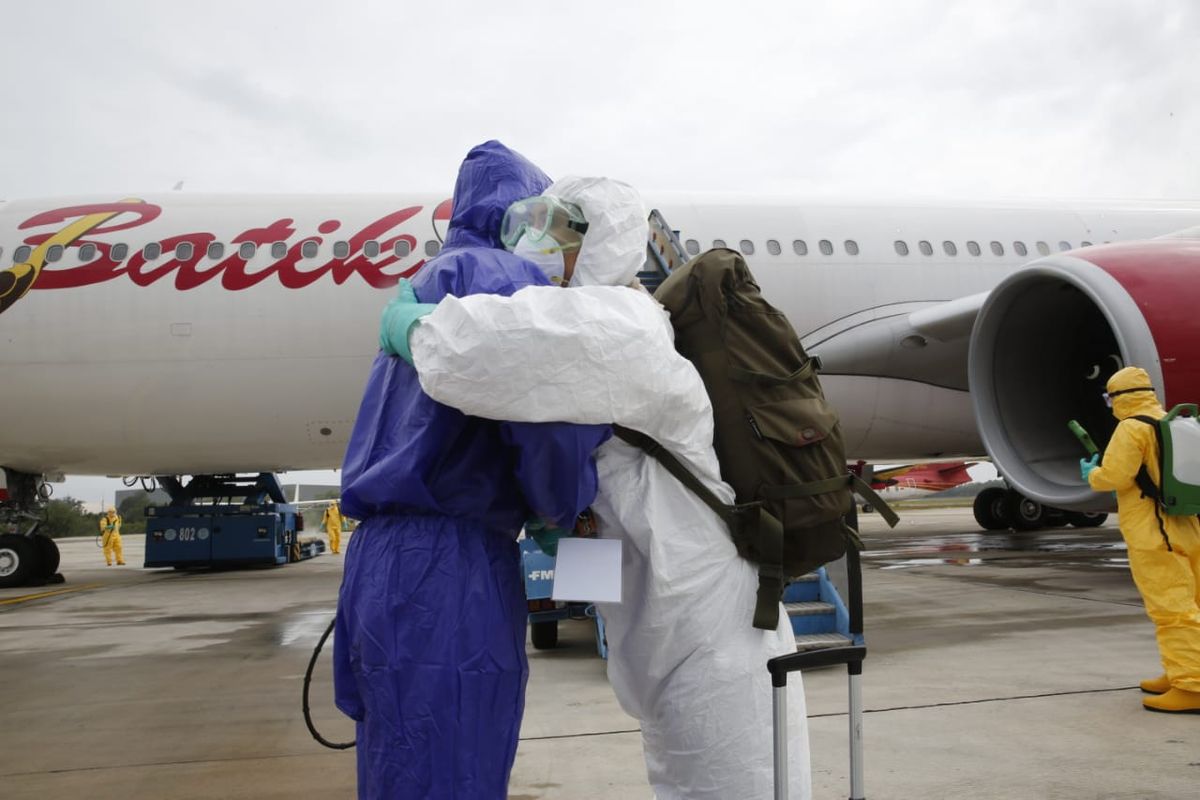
[784,601,836,616]
[782,573,822,603]
[793,632,854,652]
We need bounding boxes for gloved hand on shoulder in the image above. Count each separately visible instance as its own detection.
[1079,453,1100,481]
[379,279,437,363]
[525,518,572,557]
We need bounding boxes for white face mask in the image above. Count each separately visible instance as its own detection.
[513,234,567,286]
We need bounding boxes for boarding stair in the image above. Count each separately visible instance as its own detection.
[639,209,691,292]
[783,548,864,651]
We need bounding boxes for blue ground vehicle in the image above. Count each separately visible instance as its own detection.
[144,473,323,569]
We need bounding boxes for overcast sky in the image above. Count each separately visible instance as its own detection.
[4,1,1196,503]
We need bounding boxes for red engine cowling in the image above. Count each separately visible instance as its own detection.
[969,235,1200,512]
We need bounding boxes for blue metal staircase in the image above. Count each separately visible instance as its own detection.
[783,567,860,651]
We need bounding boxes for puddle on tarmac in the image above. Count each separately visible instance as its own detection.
[865,529,1129,570]
[275,610,336,647]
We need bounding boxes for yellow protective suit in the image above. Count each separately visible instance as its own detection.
[99,509,125,566]
[1088,366,1200,699]
[322,502,343,554]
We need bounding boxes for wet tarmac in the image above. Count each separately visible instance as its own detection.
[1,508,1197,799]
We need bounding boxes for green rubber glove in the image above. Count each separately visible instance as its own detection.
[525,519,571,557]
[379,279,437,363]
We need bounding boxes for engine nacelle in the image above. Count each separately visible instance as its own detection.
[969,237,1200,512]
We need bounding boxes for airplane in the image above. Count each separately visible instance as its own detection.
[3,192,1200,586]
[865,461,977,503]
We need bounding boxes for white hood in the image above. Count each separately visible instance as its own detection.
[544,176,648,288]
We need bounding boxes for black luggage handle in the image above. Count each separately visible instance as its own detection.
[768,645,866,687]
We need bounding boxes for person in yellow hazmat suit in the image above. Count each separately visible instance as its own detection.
[98,507,125,566]
[322,500,344,555]
[1082,366,1200,713]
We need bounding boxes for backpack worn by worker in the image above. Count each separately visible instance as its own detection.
[1130,404,1200,549]
[614,248,898,631]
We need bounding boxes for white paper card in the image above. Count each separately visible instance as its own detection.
[551,537,622,603]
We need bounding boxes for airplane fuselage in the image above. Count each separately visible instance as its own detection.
[3,193,1199,477]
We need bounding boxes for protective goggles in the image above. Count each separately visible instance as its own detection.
[500,195,589,252]
[1102,386,1155,407]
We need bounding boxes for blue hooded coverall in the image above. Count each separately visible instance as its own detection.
[334,141,611,798]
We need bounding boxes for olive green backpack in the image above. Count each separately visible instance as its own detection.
[615,248,897,630]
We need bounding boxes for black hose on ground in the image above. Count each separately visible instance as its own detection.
[303,616,355,750]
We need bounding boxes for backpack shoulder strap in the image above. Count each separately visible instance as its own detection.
[1130,415,1165,501]
[612,424,786,630]
[1128,415,1173,551]
[612,425,730,522]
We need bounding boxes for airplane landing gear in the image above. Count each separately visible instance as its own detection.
[972,484,1108,532]
[0,468,64,588]
[972,487,1009,530]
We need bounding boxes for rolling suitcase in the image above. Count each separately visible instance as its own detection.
[768,546,867,800]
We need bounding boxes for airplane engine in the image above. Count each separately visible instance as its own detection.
[969,235,1200,513]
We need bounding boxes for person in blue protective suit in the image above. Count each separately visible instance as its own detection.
[333,141,612,799]
[1082,365,1200,713]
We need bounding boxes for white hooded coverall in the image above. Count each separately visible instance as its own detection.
[408,176,811,800]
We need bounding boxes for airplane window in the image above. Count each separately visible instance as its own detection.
[792,240,808,256]
[966,241,981,256]
[685,239,700,255]
[844,240,859,256]
[767,239,781,255]
[990,241,1004,256]
[333,241,350,259]
[1058,240,1071,251]
[47,244,64,262]
[239,242,256,260]
[13,245,31,262]
[918,240,933,256]
[301,240,319,259]
[364,240,380,258]
[1081,240,1093,247]
[739,239,755,255]
[1036,241,1050,256]
[111,243,129,260]
[425,241,440,257]
[143,242,161,260]
[207,242,225,260]
[394,240,411,257]
[271,241,287,259]
[79,244,96,261]
[894,241,909,256]
[713,239,727,249]
[1013,241,1027,257]
[818,240,833,256]
[176,242,194,261]
[942,241,957,256]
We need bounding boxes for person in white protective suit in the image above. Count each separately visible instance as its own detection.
[386,176,812,800]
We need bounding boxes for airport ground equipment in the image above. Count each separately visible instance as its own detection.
[144,473,322,569]
[0,468,63,588]
[770,546,867,800]
[519,536,607,656]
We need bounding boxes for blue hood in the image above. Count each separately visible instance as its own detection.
[444,140,551,250]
